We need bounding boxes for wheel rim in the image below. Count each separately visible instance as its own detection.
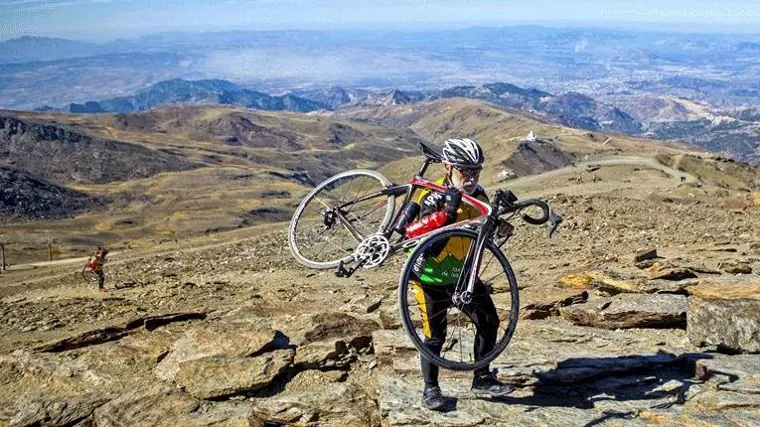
[399,228,519,371]
[83,267,98,282]
[290,171,393,268]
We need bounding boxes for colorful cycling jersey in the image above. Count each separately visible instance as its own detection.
[411,177,489,285]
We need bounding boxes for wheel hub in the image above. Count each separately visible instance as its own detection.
[321,209,337,228]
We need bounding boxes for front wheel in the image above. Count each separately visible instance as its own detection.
[288,169,396,269]
[398,228,520,371]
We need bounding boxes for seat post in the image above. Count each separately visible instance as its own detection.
[417,159,432,178]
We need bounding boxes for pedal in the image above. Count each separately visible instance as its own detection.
[335,261,356,278]
[335,258,367,279]
[336,261,349,278]
[548,210,563,238]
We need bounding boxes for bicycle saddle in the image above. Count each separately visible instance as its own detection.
[419,141,442,162]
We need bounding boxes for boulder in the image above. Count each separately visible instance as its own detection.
[687,281,760,353]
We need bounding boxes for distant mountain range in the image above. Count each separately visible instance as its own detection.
[27,77,760,163]
[43,78,643,135]
[45,79,324,114]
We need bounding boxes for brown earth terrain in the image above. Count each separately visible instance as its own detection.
[1,99,760,426]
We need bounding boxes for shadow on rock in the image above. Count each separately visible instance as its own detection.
[491,351,714,418]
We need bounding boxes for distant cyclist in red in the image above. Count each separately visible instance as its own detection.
[90,246,109,292]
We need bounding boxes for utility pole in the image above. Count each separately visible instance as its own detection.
[0,235,7,273]
[47,238,53,262]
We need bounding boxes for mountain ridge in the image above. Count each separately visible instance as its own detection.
[46,78,643,136]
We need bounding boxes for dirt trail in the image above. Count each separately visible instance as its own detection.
[503,155,698,188]
[0,221,291,296]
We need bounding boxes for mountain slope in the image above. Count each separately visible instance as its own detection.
[0,114,202,186]
[300,83,643,134]
[335,98,684,185]
[0,105,425,260]
[0,167,108,223]
[2,99,754,266]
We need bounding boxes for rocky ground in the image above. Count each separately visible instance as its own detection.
[1,155,759,426]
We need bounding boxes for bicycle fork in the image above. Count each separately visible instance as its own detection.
[453,220,495,306]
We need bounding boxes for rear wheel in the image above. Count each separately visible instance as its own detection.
[288,170,395,269]
[82,265,99,283]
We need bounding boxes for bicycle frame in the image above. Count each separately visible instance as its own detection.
[332,157,499,282]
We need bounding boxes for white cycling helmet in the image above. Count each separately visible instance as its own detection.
[441,138,484,169]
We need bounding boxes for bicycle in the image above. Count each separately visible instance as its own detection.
[288,141,562,370]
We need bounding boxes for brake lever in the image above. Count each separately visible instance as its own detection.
[547,210,563,238]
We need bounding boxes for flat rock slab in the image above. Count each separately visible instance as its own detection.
[9,392,115,427]
[374,320,694,385]
[636,408,760,426]
[0,324,193,425]
[269,311,380,346]
[687,280,760,353]
[33,311,206,353]
[495,322,693,385]
[251,378,379,427]
[520,286,589,320]
[373,329,422,374]
[649,268,697,281]
[92,385,257,427]
[92,386,200,427]
[557,271,643,295]
[373,321,759,426]
[695,354,760,394]
[378,373,652,427]
[718,259,753,274]
[176,349,294,399]
[155,321,281,381]
[639,279,699,295]
[560,294,687,329]
[294,338,356,369]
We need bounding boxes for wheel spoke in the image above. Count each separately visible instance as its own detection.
[346,201,387,235]
[457,310,464,363]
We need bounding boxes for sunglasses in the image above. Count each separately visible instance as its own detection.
[454,167,481,179]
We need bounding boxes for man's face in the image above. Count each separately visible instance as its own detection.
[446,164,481,194]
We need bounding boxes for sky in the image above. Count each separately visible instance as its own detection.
[2,0,760,40]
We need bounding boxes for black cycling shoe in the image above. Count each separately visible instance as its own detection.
[423,385,448,411]
[471,372,515,397]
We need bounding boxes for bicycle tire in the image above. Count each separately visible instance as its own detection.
[82,265,99,283]
[398,227,520,371]
[517,199,550,225]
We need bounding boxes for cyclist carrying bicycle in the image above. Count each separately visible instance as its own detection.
[90,246,109,292]
[402,138,514,411]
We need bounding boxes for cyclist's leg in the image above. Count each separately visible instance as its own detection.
[412,281,452,387]
[97,270,105,289]
[461,279,499,376]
